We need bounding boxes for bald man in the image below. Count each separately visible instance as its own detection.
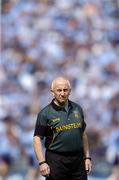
[33,77,92,180]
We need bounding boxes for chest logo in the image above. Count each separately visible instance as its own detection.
[73,111,80,119]
[51,117,60,123]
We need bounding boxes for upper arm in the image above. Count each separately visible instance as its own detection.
[79,106,86,132]
[33,135,42,143]
[34,111,48,138]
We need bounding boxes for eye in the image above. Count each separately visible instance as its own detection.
[64,89,68,92]
[57,89,62,92]
[56,89,69,93]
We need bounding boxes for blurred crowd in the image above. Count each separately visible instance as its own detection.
[1,0,119,179]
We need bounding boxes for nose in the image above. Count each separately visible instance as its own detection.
[61,90,65,96]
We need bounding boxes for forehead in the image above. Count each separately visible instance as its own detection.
[54,81,69,89]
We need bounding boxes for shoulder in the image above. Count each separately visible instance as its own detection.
[37,103,52,117]
[69,100,84,111]
[69,100,84,119]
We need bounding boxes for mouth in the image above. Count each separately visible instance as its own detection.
[60,98,67,102]
[60,96,66,100]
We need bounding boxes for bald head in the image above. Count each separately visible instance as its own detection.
[51,77,71,91]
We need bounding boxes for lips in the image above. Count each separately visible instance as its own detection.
[60,97,66,100]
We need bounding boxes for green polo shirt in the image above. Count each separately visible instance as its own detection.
[34,100,86,153]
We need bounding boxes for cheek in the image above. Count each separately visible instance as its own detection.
[54,93,60,97]
[66,92,70,96]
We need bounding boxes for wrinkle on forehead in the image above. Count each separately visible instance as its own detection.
[51,77,71,90]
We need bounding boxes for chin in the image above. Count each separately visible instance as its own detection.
[59,101,66,106]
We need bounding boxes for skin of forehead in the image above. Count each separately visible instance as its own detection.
[51,77,71,90]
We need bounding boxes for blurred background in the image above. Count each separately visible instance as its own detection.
[1,0,119,180]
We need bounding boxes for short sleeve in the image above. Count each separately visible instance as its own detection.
[34,111,47,138]
[82,120,86,132]
[79,106,86,132]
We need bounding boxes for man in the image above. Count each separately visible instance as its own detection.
[33,77,92,180]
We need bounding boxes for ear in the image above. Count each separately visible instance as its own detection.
[69,88,71,95]
[51,89,55,97]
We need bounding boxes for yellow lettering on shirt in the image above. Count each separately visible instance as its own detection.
[55,123,82,133]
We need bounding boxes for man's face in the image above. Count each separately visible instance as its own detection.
[51,81,71,106]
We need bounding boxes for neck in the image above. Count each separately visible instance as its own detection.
[54,99,68,107]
